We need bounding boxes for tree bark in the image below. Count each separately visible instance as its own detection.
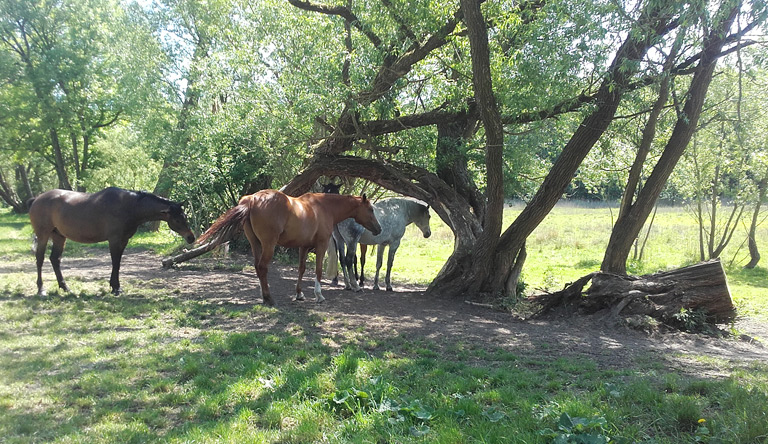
[601,0,740,274]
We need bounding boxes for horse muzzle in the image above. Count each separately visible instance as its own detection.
[183,232,196,244]
[423,231,431,238]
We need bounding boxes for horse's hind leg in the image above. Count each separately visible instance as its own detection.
[34,234,49,296]
[50,232,70,293]
[108,239,128,295]
[244,224,275,306]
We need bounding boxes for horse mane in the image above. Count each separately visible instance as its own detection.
[132,189,185,215]
[135,190,174,205]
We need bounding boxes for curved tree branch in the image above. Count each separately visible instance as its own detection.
[282,154,483,237]
[286,0,383,49]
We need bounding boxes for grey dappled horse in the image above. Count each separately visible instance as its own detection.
[330,197,431,292]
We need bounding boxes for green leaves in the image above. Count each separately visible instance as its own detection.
[538,412,611,444]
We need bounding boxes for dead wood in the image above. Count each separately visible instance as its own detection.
[531,259,736,330]
[161,241,221,268]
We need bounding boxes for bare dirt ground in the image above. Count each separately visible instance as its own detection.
[25,248,768,375]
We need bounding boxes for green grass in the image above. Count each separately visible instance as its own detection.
[2,205,768,443]
[1,289,767,443]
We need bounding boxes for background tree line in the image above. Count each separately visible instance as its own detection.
[1,0,766,301]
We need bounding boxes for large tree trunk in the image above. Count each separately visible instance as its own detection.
[601,1,740,274]
[461,0,506,294]
[0,166,25,213]
[619,35,681,220]
[429,1,675,298]
[533,259,736,330]
[745,170,767,269]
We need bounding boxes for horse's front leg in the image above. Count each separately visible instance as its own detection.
[334,234,352,290]
[313,244,327,303]
[384,240,400,292]
[296,247,309,302]
[50,233,70,293]
[343,245,362,292]
[34,234,49,296]
[372,244,386,291]
[108,239,127,295]
[358,244,368,287]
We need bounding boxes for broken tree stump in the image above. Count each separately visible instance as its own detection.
[532,259,736,328]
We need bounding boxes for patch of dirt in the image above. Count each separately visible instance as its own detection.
[31,248,768,374]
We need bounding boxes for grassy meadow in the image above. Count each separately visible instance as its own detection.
[1,203,768,443]
[394,201,768,321]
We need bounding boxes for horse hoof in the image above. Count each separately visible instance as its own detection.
[331,278,339,286]
[315,295,325,303]
[294,293,305,302]
[386,287,393,292]
[353,287,363,293]
[37,290,47,297]
[111,289,122,296]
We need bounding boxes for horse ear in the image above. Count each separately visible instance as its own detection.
[362,193,368,203]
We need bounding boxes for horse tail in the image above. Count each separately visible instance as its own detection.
[197,204,250,245]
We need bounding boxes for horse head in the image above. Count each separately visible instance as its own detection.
[356,194,382,235]
[163,202,196,244]
[322,182,342,194]
[414,202,432,238]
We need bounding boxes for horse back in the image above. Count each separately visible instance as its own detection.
[29,188,136,243]
[248,190,333,248]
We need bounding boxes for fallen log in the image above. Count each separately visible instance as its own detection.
[585,259,736,323]
[161,241,222,268]
[532,259,736,328]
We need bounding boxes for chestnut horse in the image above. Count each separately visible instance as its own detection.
[197,189,381,306]
[29,187,196,296]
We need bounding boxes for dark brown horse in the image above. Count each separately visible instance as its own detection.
[29,187,195,295]
[197,189,381,306]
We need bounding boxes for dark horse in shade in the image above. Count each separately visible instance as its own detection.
[29,187,195,295]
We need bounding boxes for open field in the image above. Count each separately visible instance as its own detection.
[1,204,767,443]
[394,201,768,321]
